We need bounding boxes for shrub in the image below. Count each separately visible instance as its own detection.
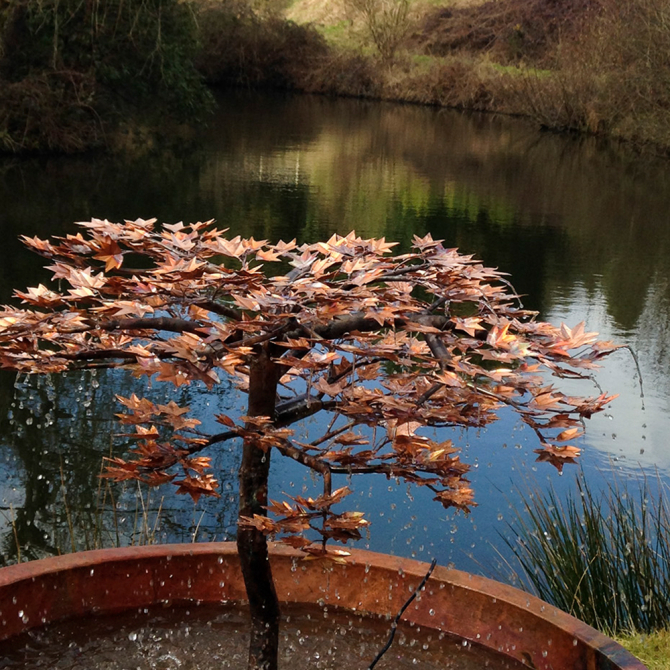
[505,0,670,146]
[414,0,596,66]
[196,0,328,88]
[0,71,104,153]
[345,0,412,63]
[300,51,380,97]
[0,0,212,152]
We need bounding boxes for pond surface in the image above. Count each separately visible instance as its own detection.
[0,90,669,578]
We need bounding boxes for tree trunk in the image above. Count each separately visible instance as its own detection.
[238,343,281,670]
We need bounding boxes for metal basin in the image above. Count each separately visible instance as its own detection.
[0,543,646,669]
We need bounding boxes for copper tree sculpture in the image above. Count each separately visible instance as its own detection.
[0,219,618,670]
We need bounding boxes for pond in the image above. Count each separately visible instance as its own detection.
[0,90,669,579]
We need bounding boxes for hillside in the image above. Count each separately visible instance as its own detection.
[1,0,668,153]
[282,0,670,152]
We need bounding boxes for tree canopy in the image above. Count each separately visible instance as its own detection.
[0,218,618,557]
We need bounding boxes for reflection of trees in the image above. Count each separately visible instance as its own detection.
[197,92,670,329]
[4,90,670,324]
[633,275,670,396]
[0,369,240,565]
[225,95,670,321]
[366,109,670,333]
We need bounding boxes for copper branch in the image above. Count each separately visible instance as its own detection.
[193,300,243,321]
[274,440,332,497]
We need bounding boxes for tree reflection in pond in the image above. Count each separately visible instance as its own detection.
[0,370,240,565]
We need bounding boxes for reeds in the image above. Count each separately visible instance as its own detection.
[503,469,670,635]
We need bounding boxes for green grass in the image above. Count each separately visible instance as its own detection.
[616,630,670,670]
[313,19,371,52]
[320,20,352,40]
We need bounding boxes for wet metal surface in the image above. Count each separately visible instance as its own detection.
[0,544,647,669]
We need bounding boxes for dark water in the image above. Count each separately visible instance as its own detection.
[0,91,669,578]
[0,603,526,669]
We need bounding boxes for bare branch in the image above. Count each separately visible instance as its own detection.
[311,420,358,447]
[311,313,448,340]
[69,317,205,335]
[274,396,339,427]
[424,332,452,367]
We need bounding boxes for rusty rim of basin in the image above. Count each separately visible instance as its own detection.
[0,542,646,670]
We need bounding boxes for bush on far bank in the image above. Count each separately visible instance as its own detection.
[0,0,213,153]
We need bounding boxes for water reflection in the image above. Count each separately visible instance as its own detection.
[1,90,669,575]
[0,371,240,565]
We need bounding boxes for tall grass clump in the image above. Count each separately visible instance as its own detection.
[504,470,670,635]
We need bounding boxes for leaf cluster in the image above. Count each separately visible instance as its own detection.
[0,220,619,553]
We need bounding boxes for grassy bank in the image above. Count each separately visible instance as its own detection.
[617,630,670,670]
[277,0,670,151]
[2,0,669,154]
[192,0,670,152]
[1,0,668,153]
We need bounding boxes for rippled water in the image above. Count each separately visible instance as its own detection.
[0,604,525,669]
[0,90,669,576]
